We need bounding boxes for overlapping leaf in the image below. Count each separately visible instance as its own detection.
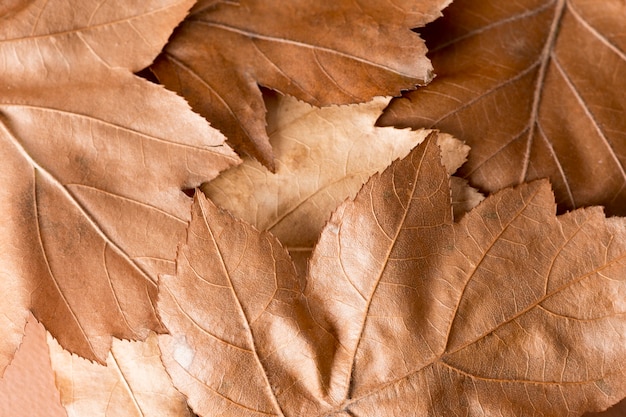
[379,0,626,216]
[0,315,66,417]
[151,0,451,168]
[48,333,191,417]
[203,95,482,275]
[159,136,626,416]
[0,0,239,372]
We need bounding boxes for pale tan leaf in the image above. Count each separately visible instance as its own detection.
[0,315,66,417]
[48,333,191,417]
[203,96,483,274]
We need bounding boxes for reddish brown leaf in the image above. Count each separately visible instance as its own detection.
[151,0,451,168]
[159,135,626,416]
[379,0,626,216]
[0,0,239,371]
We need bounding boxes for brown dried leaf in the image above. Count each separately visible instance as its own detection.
[379,0,626,216]
[48,333,191,417]
[0,0,239,371]
[159,135,626,416]
[151,0,451,168]
[203,95,482,275]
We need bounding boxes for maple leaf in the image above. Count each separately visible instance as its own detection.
[378,0,626,216]
[150,0,452,169]
[203,94,483,275]
[47,333,191,417]
[0,0,239,372]
[158,135,626,416]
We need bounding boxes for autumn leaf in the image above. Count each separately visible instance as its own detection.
[151,0,452,169]
[203,94,483,275]
[0,315,66,417]
[158,135,626,416]
[378,0,626,216]
[47,333,191,417]
[0,0,239,372]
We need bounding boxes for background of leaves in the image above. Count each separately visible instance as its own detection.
[1,0,626,415]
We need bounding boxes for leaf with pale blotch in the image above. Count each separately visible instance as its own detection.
[203,95,483,275]
[0,0,239,373]
[160,135,626,416]
[48,333,191,417]
[151,0,452,168]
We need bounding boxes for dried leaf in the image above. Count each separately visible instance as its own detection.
[159,135,626,416]
[48,333,191,417]
[379,0,626,216]
[0,0,239,371]
[0,315,66,417]
[151,0,451,168]
[203,95,483,275]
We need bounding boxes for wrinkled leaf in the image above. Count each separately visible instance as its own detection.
[48,333,191,417]
[159,135,626,416]
[0,0,239,371]
[203,95,482,275]
[379,0,626,216]
[151,0,451,168]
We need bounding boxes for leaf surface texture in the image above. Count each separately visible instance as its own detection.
[379,0,626,216]
[159,136,626,416]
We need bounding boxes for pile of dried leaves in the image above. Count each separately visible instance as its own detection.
[1,0,625,416]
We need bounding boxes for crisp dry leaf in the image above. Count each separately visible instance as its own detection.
[0,0,239,371]
[379,0,626,216]
[151,0,452,168]
[48,333,191,417]
[0,315,66,417]
[159,135,626,416]
[203,95,483,275]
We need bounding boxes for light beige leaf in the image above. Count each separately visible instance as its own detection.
[203,95,483,274]
[48,333,191,417]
